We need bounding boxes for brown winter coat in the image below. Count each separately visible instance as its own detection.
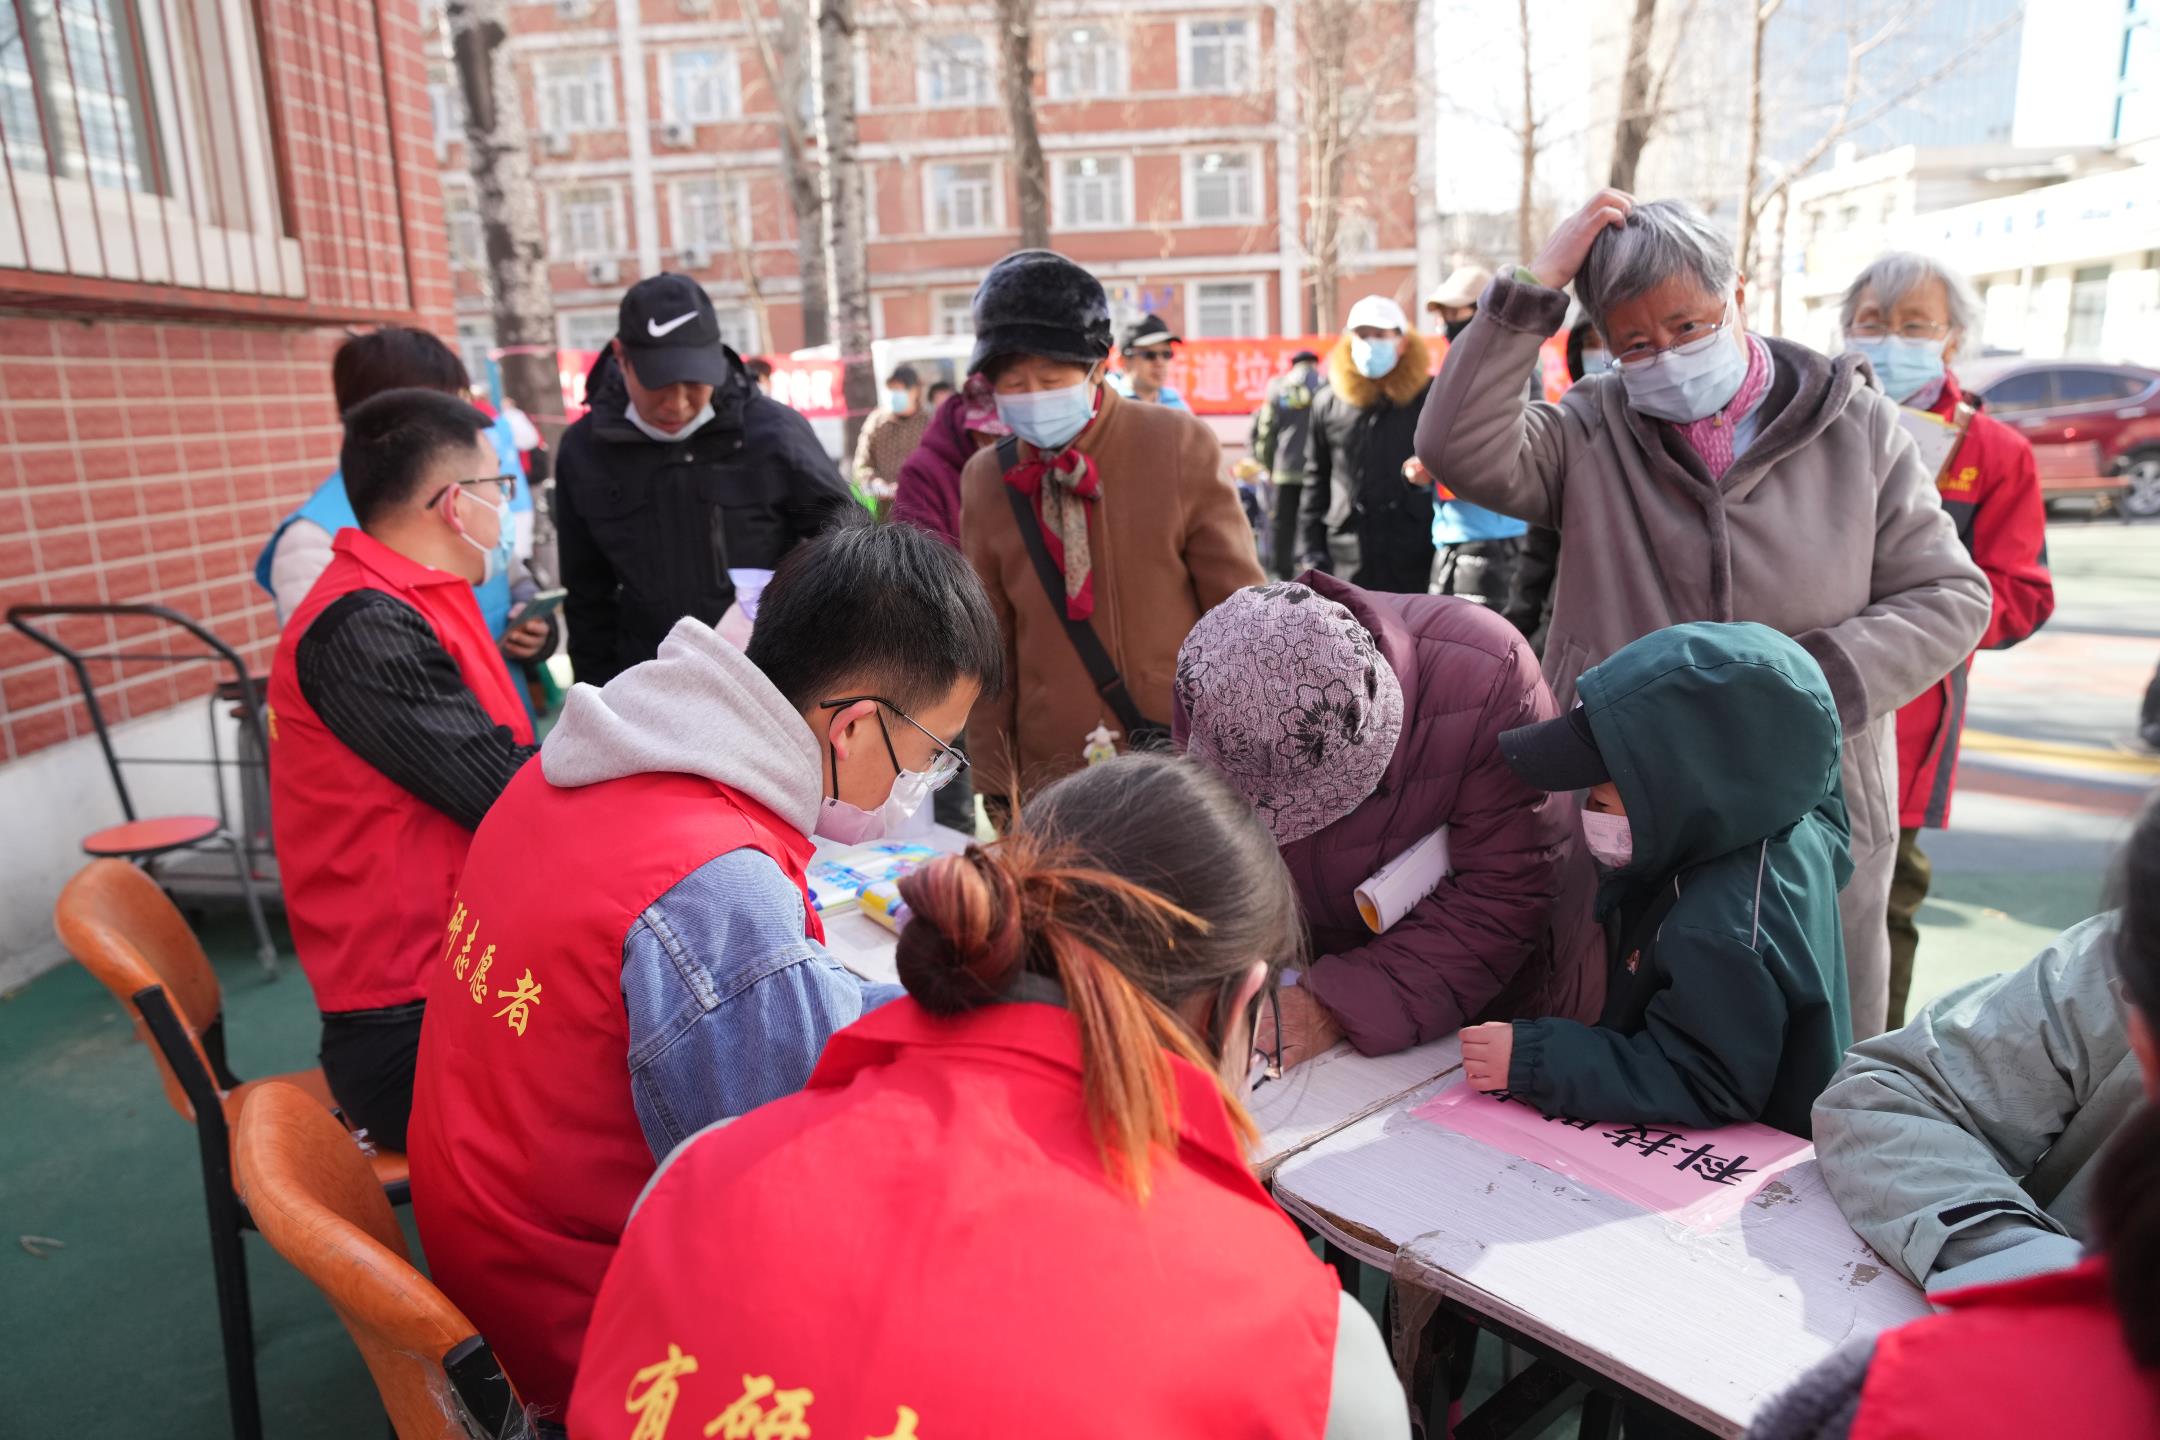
[961,384,1265,800]
[1413,273,1991,1038]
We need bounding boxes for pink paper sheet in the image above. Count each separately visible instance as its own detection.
[1410,1085,1814,1230]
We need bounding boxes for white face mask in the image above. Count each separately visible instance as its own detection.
[813,766,935,845]
[1618,306,1747,423]
[1581,809,1634,870]
[626,397,715,442]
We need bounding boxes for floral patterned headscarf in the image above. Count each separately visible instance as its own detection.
[1173,582,1405,845]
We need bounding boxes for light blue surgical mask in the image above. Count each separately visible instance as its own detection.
[1847,335,1946,405]
[1619,314,1748,423]
[883,388,911,415]
[1351,336,1399,380]
[452,487,513,587]
[1581,349,1615,376]
[995,382,1096,453]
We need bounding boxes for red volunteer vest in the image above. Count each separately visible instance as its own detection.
[267,530,532,1012]
[566,999,1342,1440]
[407,764,822,1418]
[1853,1258,2160,1438]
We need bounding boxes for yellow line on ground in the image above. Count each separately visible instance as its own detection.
[1962,729,2160,776]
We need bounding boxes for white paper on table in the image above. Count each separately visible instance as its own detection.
[1354,825,1451,933]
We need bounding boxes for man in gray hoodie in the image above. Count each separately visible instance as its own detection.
[407,516,1004,1416]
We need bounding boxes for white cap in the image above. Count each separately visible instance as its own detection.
[1345,295,1408,334]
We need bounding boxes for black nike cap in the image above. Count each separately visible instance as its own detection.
[616,273,729,388]
[1499,703,1611,793]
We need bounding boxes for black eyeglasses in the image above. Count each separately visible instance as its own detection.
[817,696,968,791]
[429,473,519,508]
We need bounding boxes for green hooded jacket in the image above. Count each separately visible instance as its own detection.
[1506,621,1855,1137]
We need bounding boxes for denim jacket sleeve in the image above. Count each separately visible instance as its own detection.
[620,847,905,1159]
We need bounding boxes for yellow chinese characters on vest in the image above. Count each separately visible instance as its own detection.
[440,897,543,1039]
[621,1342,920,1440]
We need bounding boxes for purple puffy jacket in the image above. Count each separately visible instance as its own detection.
[1271,573,1604,1053]
[892,394,979,547]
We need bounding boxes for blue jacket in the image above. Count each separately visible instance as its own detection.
[1431,498,1528,547]
[255,413,528,636]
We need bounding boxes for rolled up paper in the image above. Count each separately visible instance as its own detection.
[861,879,911,933]
[1353,826,1451,934]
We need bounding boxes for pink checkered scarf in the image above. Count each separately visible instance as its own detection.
[1675,334,1772,480]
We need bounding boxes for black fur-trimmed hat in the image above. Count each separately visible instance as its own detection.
[968,250,1114,377]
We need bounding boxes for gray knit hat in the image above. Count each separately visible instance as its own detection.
[1172,582,1405,845]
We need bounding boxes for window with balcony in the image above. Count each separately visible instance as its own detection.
[1056,155,1129,230]
[1047,26,1125,99]
[1179,18,1254,93]
[0,0,303,295]
[1190,279,1263,338]
[926,161,998,234]
[662,48,740,124]
[672,176,749,253]
[918,35,992,106]
[552,185,620,260]
[536,55,613,135]
[1186,149,1257,224]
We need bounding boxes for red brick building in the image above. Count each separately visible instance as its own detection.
[0,0,452,976]
[426,0,1422,368]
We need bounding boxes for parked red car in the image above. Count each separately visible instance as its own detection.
[1958,358,2160,517]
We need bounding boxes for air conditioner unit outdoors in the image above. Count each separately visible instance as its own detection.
[555,0,591,20]
[678,0,713,13]
[681,246,714,269]
[660,121,696,148]
[542,129,573,157]
[585,259,621,286]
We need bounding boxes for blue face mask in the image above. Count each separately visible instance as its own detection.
[883,388,911,415]
[1351,336,1399,380]
[1848,335,1946,405]
[1619,316,1748,423]
[995,382,1096,453]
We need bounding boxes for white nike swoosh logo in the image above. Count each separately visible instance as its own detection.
[647,311,699,338]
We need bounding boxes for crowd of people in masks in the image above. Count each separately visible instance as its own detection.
[239,174,2160,1437]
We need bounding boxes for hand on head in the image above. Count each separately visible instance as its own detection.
[1531,189,1635,291]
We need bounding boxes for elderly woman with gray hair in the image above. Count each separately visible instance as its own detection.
[1414,190,1991,1039]
[1839,250,2054,1029]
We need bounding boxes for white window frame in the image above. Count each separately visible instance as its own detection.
[550,183,625,261]
[669,175,751,253]
[924,160,1002,236]
[1054,154,1131,231]
[535,54,615,135]
[455,320,493,382]
[0,0,304,294]
[1182,147,1262,225]
[660,47,741,124]
[713,303,760,354]
[559,310,619,352]
[917,34,993,107]
[931,289,976,337]
[1176,18,1256,95]
[427,66,463,156]
[443,189,481,268]
[1185,277,1266,338]
[1046,26,1127,100]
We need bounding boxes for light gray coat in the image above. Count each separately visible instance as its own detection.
[1810,912,2136,1294]
[1413,274,1991,1037]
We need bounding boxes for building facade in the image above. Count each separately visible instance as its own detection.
[0,0,455,980]
[424,0,1423,365]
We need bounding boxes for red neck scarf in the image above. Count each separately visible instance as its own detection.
[1675,333,1772,481]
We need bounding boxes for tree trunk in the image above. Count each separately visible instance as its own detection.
[1608,0,1657,190]
[1737,0,1775,278]
[995,0,1050,249]
[815,0,876,454]
[448,0,561,574]
[1412,0,1442,302]
[777,0,830,346]
[1516,0,1536,263]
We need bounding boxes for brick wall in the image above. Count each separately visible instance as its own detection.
[0,0,452,766]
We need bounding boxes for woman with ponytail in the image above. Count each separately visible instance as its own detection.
[566,754,1408,1440]
[1750,794,2160,1439]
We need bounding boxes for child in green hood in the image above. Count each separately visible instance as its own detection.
[1460,621,1854,1137]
